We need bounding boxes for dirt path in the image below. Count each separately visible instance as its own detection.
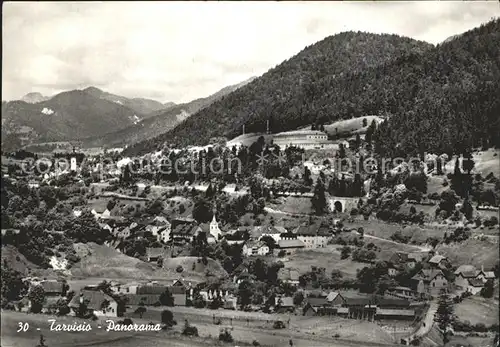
[353,231,432,252]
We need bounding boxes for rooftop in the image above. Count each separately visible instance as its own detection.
[278,239,305,249]
[69,290,116,310]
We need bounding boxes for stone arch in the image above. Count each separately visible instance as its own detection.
[334,201,343,213]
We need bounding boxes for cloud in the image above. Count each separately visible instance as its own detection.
[2,1,499,103]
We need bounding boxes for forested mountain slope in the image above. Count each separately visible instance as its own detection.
[124,20,499,157]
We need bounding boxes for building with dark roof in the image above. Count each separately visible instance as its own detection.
[276,239,305,255]
[68,290,118,317]
[294,224,331,249]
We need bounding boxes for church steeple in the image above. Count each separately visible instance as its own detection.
[211,206,217,224]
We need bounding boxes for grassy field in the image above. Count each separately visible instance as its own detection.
[69,243,225,283]
[454,295,500,326]
[426,176,449,197]
[323,116,383,137]
[346,219,449,245]
[269,196,314,215]
[436,238,499,268]
[283,246,366,279]
[1,309,397,347]
[124,305,396,346]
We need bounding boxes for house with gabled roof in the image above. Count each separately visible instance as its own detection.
[476,265,496,283]
[276,239,305,255]
[68,290,118,317]
[170,221,198,244]
[38,280,65,297]
[411,269,448,295]
[294,223,331,249]
[428,254,450,270]
[277,268,300,286]
[326,291,346,306]
[261,226,284,243]
[466,278,485,295]
[146,247,165,263]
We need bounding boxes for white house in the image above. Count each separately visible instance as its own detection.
[91,208,111,220]
[242,241,269,257]
[159,228,171,243]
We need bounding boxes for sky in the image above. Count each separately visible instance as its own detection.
[2,1,499,104]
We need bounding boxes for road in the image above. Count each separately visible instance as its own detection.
[407,300,438,342]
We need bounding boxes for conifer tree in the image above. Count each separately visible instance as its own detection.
[311,180,327,216]
[434,289,454,344]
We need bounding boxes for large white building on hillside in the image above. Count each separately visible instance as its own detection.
[272,129,337,150]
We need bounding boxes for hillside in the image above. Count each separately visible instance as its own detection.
[82,86,170,116]
[81,77,256,149]
[1,89,140,151]
[123,31,433,155]
[125,20,500,157]
[20,92,50,104]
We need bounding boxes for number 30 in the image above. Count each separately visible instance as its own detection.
[17,322,29,332]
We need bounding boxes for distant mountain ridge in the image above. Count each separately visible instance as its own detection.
[1,86,181,151]
[80,77,256,149]
[81,86,172,117]
[20,92,51,104]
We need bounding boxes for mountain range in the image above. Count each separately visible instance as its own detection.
[79,77,256,149]
[124,19,500,157]
[1,78,254,152]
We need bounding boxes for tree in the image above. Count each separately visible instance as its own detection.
[461,198,473,220]
[340,246,351,259]
[1,262,27,306]
[480,280,494,298]
[161,309,176,328]
[192,292,206,308]
[366,120,377,144]
[135,300,147,318]
[311,180,327,215]
[436,157,444,175]
[330,269,343,282]
[238,280,254,309]
[192,199,212,223]
[303,167,313,186]
[434,289,454,344]
[55,298,70,316]
[293,291,304,306]
[219,328,234,342]
[159,288,175,306]
[28,285,45,313]
[182,319,198,336]
[260,236,277,251]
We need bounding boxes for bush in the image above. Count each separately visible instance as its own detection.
[273,320,286,329]
[340,246,351,259]
[182,321,199,336]
[219,328,234,342]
